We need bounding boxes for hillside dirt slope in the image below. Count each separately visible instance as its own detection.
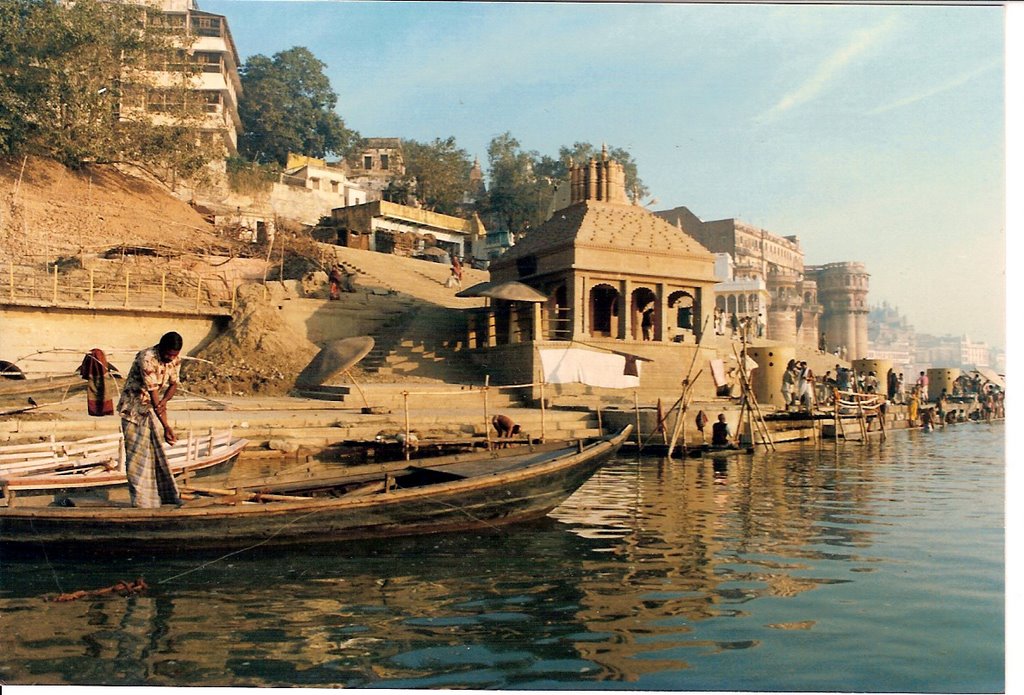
[0,155,229,263]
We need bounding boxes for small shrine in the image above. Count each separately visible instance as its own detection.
[464,147,720,401]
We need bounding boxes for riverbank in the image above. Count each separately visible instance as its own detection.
[0,382,990,459]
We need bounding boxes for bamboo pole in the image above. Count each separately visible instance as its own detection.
[12,154,27,199]
[539,379,546,442]
[262,235,274,299]
[51,264,57,303]
[633,390,642,452]
[596,402,603,434]
[403,391,411,461]
[483,375,492,451]
[645,368,703,453]
[344,369,370,410]
[88,269,94,308]
[834,388,840,450]
[8,262,13,300]
[161,272,166,309]
[658,399,668,445]
[124,271,130,308]
[195,277,202,310]
[856,394,868,442]
[666,384,688,458]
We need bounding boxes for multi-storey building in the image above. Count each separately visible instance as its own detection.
[125,0,243,159]
[866,302,917,377]
[915,334,992,370]
[345,138,406,201]
[655,206,821,348]
[805,262,870,360]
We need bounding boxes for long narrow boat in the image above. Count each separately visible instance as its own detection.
[0,426,631,552]
[0,428,248,500]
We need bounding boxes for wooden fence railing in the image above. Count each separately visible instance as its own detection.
[3,262,236,314]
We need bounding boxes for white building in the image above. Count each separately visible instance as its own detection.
[124,0,243,158]
[712,253,769,327]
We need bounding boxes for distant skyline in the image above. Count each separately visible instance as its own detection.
[204,0,1009,348]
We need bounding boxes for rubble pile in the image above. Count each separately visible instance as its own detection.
[183,285,318,397]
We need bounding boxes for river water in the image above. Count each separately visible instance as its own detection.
[0,423,1004,691]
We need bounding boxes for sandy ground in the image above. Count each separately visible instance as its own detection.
[0,155,230,263]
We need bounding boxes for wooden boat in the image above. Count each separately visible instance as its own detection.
[0,428,249,499]
[0,426,632,551]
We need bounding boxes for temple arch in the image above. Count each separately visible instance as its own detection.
[631,286,658,341]
[589,284,619,337]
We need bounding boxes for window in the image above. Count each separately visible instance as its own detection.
[192,16,222,38]
[149,12,186,33]
[195,52,222,73]
[515,255,537,278]
[146,88,186,113]
[203,91,221,112]
[380,154,389,170]
[363,155,373,170]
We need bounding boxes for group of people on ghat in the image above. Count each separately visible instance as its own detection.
[774,358,1004,428]
[712,307,765,341]
[780,359,817,412]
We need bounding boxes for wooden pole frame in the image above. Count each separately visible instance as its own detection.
[484,375,492,451]
[633,390,642,452]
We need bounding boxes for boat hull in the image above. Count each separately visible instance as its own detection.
[0,428,630,552]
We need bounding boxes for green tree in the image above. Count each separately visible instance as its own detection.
[238,47,358,166]
[483,132,551,236]
[400,137,473,215]
[0,0,209,176]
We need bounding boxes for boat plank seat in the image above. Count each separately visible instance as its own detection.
[411,446,575,479]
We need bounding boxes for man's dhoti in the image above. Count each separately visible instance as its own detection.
[122,416,180,508]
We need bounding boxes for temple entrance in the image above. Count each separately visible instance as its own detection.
[547,284,570,340]
[668,290,695,341]
[589,284,619,337]
[631,287,658,341]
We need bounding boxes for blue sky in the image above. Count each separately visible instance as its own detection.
[203,0,1009,348]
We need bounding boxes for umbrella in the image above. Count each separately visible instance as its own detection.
[479,281,548,303]
[455,281,494,298]
[295,336,375,387]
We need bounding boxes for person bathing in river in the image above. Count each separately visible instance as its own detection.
[711,413,732,447]
[117,331,183,508]
[491,414,522,447]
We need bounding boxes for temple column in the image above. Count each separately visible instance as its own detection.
[619,278,631,340]
[509,305,520,344]
[657,283,667,342]
[574,274,586,338]
[693,289,703,342]
[486,311,497,348]
[467,312,478,349]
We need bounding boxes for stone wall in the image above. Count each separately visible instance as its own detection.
[0,305,224,378]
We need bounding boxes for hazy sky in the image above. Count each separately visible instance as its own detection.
[203,0,1008,348]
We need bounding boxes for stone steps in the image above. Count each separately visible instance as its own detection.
[0,404,600,450]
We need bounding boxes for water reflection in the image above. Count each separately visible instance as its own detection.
[0,425,1005,690]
